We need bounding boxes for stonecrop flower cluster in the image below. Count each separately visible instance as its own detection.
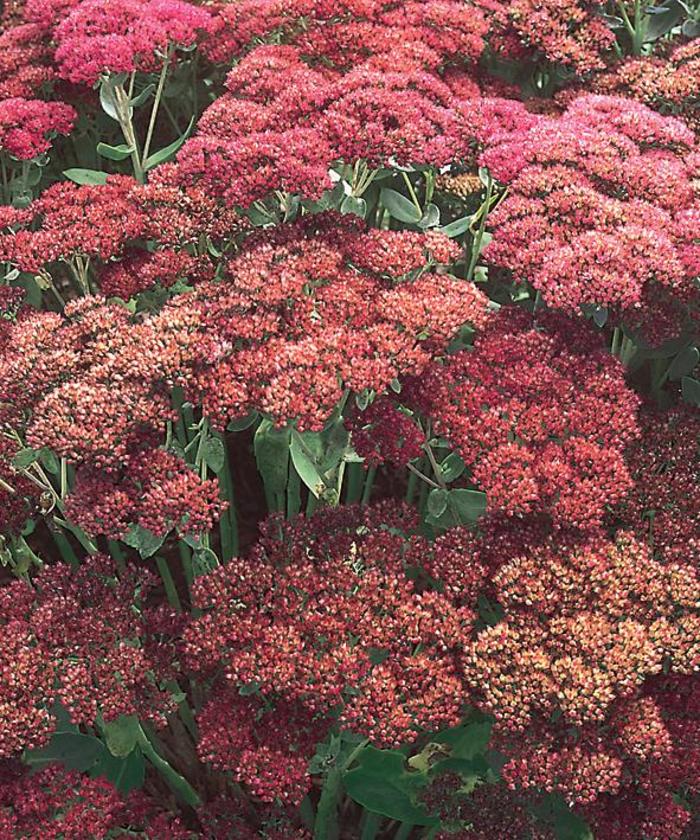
[0,0,697,837]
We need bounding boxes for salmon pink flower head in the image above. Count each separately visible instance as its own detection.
[482,95,699,325]
[54,0,212,85]
[404,307,640,529]
[0,97,75,159]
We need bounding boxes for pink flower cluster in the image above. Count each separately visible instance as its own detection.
[483,95,700,327]
[0,555,175,757]
[180,215,488,430]
[0,97,74,159]
[184,503,480,798]
[483,0,615,73]
[53,0,212,85]
[454,521,700,827]
[406,307,640,528]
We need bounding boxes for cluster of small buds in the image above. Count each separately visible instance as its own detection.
[0,435,40,535]
[0,175,144,273]
[172,23,493,208]
[198,795,311,840]
[65,449,225,539]
[0,763,123,838]
[179,215,487,430]
[585,788,692,840]
[501,732,624,805]
[184,502,476,789]
[482,0,615,73]
[0,760,197,838]
[467,530,700,729]
[0,23,55,99]
[53,0,212,85]
[483,94,699,330]
[0,554,175,752]
[586,37,700,133]
[618,404,700,567]
[0,97,75,159]
[202,0,488,69]
[405,307,640,528]
[197,689,325,804]
[421,773,538,839]
[346,398,425,468]
[98,248,208,300]
[435,171,484,199]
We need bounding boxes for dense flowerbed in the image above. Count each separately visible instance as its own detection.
[0,0,698,837]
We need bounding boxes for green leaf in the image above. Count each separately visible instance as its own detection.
[97,142,135,161]
[645,0,685,40]
[449,488,487,524]
[203,435,225,474]
[227,412,259,432]
[122,524,166,558]
[380,188,422,224]
[25,732,106,772]
[12,447,40,470]
[254,419,291,499]
[39,448,60,475]
[434,719,492,761]
[587,306,608,328]
[130,83,156,108]
[668,345,699,381]
[418,203,440,229]
[143,116,195,172]
[63,168,108,186]
[340,194,367,218]
[681,376,700,407]
[91,745,145,794]
[192,546,219,577]
[439,214,472,238]
[440,452,465,483]
[290,430,327,499]
[426,488,487,530]
[343,747,437,826]
[427,488,449,518]
[103,714,140,758]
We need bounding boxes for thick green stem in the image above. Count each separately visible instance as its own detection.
[141,46,173,165]
[113,82,144,182]
[156,555,182,611]
[314,767,341,840]
[360,466,377,507]
[218,435,239,559]
[286,462,302,519]
[466,176,494,282]
[107,539,127,575]
[49,527,80,567]
[137,724,200,807]
[345,462,365,505]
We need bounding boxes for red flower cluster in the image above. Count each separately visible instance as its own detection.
[0,97,74,159]
[184,503,477,799]
[0,761,195,838]
[174,40,482,207]
[483,94,699,326]
[0,555,174,757]
[465,528,700,810]
[53,0,212,85]
[406,308,640,528]
[202,0,488,69]
[65,449,225,540]
[588,37,700,132]
[180,215,487,430]
[0,24,55,99]
[483,0,615,73]
[619,404,700,567]
[0,176,143,273]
